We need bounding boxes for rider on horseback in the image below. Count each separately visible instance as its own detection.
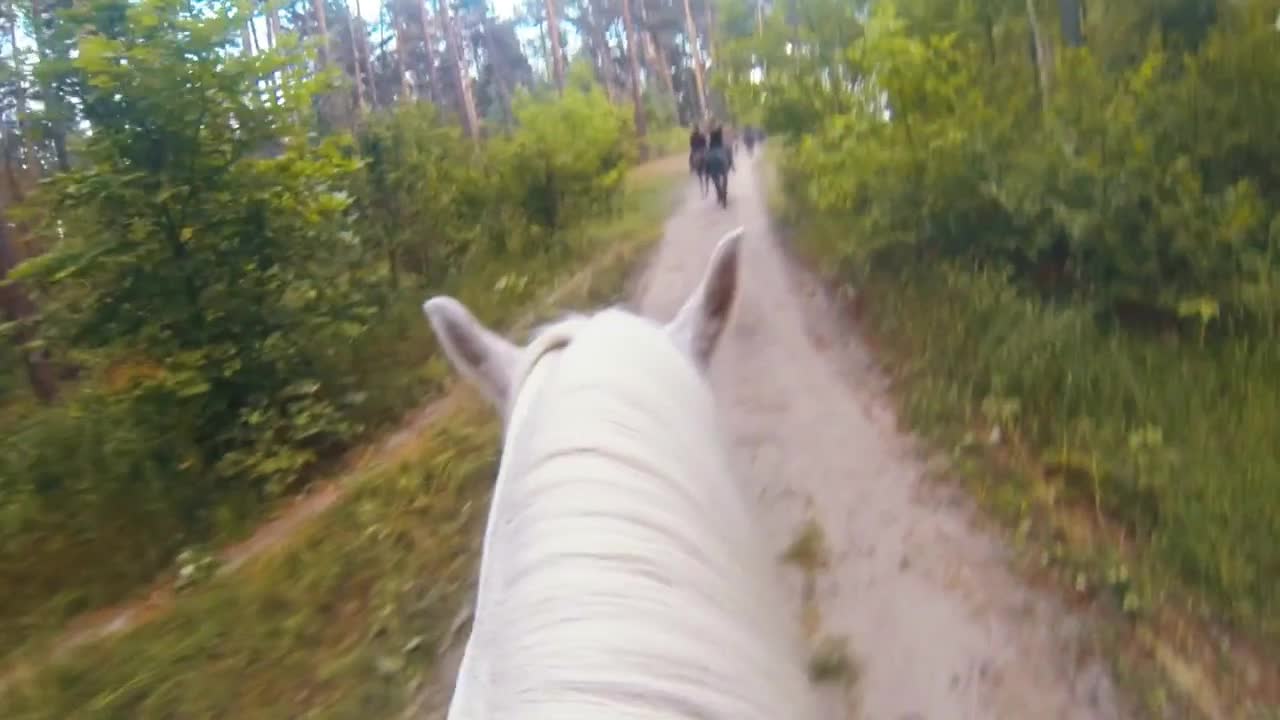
[704,122,734,206]
[689,125,707,175]
[707,124,733,173]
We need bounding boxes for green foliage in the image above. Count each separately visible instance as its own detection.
[493,80,635,232]
[0,0,643,659]
[18,0,369,495]
[0,158,679,716]
[735,0,1280,646]
[354,103,480,287]
[848,261,1280,641]
[745,0,1280,325]
[717,0,867,138]
[0,416,501,720]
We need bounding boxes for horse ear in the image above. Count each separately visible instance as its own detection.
[423,296,521,411]
[667,227,743,368]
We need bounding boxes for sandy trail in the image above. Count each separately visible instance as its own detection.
[631,157,1126,720]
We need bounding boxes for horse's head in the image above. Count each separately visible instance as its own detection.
[422,227,743,420]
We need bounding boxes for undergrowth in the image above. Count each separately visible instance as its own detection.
[0,155,682,664]
[783,206,1280,718]
[0,157,677,716]
[0,409,499,720]
[851,261,1280,644]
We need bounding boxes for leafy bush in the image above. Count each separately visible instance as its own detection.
[0,0,640,655]
[753,1,1280,327]
[853,262,1280,640]
[354,104,482,289]
[726,0,1280,642]
[490,79,635,233]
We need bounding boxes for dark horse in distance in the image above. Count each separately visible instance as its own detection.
[704,125,733,208]
[689,125,711,197]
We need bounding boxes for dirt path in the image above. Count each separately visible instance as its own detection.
[631,157,1127,719]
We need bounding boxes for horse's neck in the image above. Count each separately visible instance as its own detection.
[470,316,585,612]
[453,317,817,720]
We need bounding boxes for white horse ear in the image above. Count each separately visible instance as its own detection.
[423,296,521,411]
[667,227,743,367]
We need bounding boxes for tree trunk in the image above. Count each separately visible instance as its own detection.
[544,0,565,92]
[637,0,678,120]
[8,8,40,186]
[311,0,348,129]
[267,5,285,104]
[354,0,380,108]
[703,0,716,63]
[391,0,413,101]
[437,0,480,142]
[585,2,619,102]
[536,13,551,85]
[647,32,677,115]
[0,214,57,403]
[417,0,443,104]
[29,0,70,172]
[266,6,278,47]
[250,16,263,56]
[756,0,763,35]
[620,0,647,151]
[242,22,255,56]
[312,0,330,66]
[346,0,368,117]
[1059,0,1084,47]
[680,0,708,120]
[1026,0,1052,112]
[480,25,515,122]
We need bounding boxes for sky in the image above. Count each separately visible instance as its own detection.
[490,0,518,19]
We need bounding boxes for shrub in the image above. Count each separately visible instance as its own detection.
[0,0,637,654]
[725,0,1280,642]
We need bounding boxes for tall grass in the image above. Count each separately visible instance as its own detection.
[0,413,499,720]
[838,255,1280,644]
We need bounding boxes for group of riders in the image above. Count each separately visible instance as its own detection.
[688,121,764,207]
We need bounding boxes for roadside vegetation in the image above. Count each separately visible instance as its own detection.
[0,0,697,663]
[0,408,498,720]
[0,153,681,716]
[719,0,1280,715]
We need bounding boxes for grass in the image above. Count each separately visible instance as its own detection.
[855,265,1280,638]
[0,409,499,720]
[781,200,1280,717]
[0,154,686,697]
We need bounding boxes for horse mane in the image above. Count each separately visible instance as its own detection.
[449,307,818,720]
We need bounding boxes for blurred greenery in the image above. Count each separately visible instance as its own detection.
[0,152,679,718]
[0,0,676,659]
[721,0,1280,656]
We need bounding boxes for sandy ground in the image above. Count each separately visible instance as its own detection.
[621,155,1127,720]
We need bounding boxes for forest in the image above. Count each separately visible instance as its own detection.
[715,0,1280,713]
[0,0,713,659]
[2,0,1280,716]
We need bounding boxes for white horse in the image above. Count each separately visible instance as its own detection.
[422,228,818,720]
